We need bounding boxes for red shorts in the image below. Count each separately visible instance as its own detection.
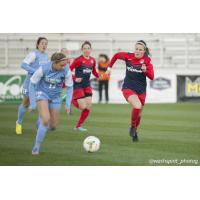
[122,89,146,106]
[73,86,92,100]
[72,87,92,108]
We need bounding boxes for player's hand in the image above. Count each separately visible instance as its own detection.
[75,78,82,83]
[141,64,146,72]
[106,67,111,76]
[28,105,36,112]
[98,74,103,80]
[65,106,71,115]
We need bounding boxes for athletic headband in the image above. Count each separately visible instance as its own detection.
[136,41,147,49]
[54,57,67,62]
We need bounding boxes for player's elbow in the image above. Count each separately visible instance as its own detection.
[150,74,154,80]
[21,62,26,69]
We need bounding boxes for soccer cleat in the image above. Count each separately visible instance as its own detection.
[32,147,39,155]
[16,121,22,135]
[74,127,88,132]
[129,127,139,142]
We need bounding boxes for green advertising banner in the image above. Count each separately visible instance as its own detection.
[0,75,26,104]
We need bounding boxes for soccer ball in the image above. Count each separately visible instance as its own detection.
[83,136,101,153]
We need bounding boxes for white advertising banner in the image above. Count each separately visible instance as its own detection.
[146,73,177,103]
[92,69,177,104]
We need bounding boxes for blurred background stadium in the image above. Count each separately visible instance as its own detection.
[0,33,200,104]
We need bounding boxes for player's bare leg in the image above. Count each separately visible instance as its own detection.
[32,100,50,155]
[49,109,60,131]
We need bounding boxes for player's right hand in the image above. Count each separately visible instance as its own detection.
[106,70,111,76]
[28,104,36,112]
[75,78,82,83]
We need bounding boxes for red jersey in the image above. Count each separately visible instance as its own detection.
[70,55,99,89]
[109,52,154,94]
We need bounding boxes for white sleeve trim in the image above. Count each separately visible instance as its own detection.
[30,67,43,84]
[23,52,36,65]
[65,69,73,87]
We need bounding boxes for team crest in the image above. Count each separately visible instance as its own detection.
[140,59,144,64]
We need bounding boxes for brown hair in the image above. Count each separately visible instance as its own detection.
[99,54,109,62]
[136,40,151,57]
[36,37,48,49]
[51,52,66,63]
[81,41,92,49]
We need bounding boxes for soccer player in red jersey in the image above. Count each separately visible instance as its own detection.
[107,40,154,141]
[70,41,99,131]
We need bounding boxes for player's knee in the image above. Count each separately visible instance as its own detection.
[132,101,142,109]
[79,104,87,110]
[86,103,92,110]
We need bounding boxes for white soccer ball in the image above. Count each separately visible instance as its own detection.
[83,136,101,153]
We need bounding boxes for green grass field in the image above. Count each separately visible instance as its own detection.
[0,103,199,166]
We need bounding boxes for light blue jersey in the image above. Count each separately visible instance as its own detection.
[21,49,49,96]
[29,62,73,110]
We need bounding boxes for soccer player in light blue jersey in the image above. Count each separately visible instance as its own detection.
[15,37,49,135]
[29,52,73,155]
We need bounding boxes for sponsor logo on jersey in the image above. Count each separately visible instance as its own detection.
[127,66,143,73]
[44,76,62,84]
[83,68,92,74]
[140,59,144,64]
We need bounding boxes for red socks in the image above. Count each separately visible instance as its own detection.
[131,108,141,128]
[136,115,141,128]
[76,108,90,128]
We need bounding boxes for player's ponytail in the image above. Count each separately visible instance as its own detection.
[136,40,151,57]
[51,52,66,63]
[36,37,48,49]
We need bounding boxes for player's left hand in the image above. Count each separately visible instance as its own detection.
[141,64,146,72]
[65,106,71,115]
[106,68,111,76]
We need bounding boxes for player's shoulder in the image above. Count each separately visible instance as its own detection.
[144,56,152,63]
[127,52,134,56]
[23,50,37,63]
[124,52,133,59]
[89,56,96,65]
[32,49,40,56]
[90,56,96,61]
[64,64,70,74]
[75,55,83,61]
[27,50,37,58]
[72,55,82,65]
